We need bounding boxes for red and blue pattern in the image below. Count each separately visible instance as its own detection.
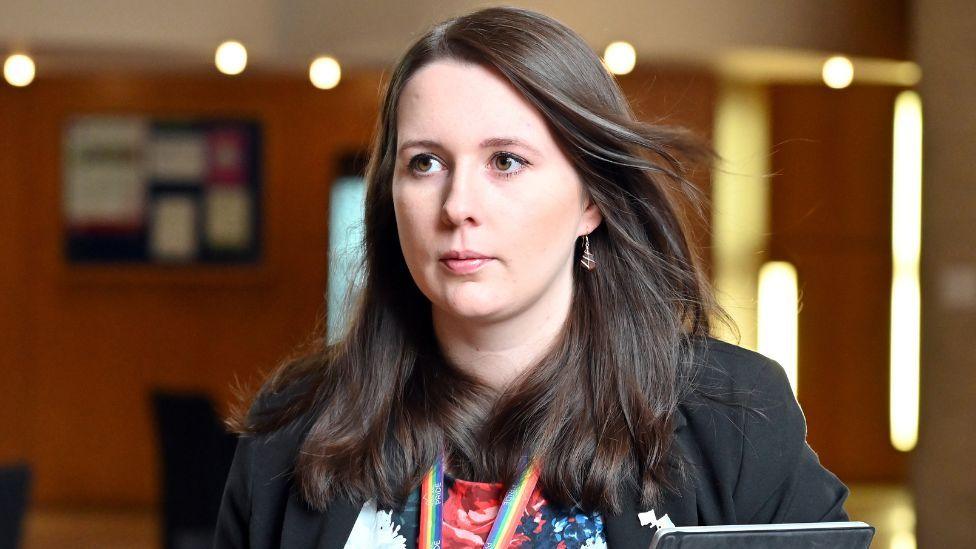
[426,473,605,548]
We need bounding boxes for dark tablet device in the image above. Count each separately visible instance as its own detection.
[649,521,875,548]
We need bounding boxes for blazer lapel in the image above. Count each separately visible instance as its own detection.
[281,485,362,549]
[604,408,697,548]
[603,483,655,548]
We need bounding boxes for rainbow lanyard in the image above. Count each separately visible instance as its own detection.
[419,455,540,549]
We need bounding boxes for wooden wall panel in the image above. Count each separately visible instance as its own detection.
[618,67,717,277]
[769,84,907,482]
[0,84,33,465]
[1,72,384,506]
[0,67,715,506]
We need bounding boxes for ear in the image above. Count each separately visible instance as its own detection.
[578,194,603,237]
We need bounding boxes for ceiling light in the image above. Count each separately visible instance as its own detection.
[215,41,247,75]
[309,56,341,90]
[822,55,854,89]
[4,54,35,87]
[603,41,636,75]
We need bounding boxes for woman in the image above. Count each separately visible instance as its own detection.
[215,6,848,548]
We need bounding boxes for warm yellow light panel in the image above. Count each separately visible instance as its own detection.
[758,261,799,395]
[711,83,770,350]
[890,90,922,453]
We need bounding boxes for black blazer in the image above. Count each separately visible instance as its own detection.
[214,337,849,548]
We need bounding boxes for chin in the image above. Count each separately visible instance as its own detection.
[445,302,504,322]
[437,293,508,322]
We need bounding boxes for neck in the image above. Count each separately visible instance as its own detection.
[431,273,574,392]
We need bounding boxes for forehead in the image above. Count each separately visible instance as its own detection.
[396,59,550,145]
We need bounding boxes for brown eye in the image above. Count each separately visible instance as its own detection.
[409,154,443,175]
[492,153,525,174]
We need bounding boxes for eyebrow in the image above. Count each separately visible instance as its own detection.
[397,137,543,157]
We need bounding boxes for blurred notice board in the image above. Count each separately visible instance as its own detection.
[63,115,262,264]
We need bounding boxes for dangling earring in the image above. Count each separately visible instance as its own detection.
[580,234,596,271]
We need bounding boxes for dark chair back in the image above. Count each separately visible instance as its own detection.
[151,391,237,549]
[0,463,31,549]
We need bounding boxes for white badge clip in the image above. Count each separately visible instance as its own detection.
[638,509,675,529]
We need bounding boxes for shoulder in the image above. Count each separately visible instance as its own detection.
[677,337,849,524]
[691,336,794,397]
[216,374,325,545]
[677,337,808,516]
[683,334,805,447]
[686,336,803,434]
[232,376,322,504]
[241,374,321,470]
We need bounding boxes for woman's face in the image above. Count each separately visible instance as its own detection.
[392,59,602,323]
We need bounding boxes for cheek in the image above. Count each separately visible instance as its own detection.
[507,183,582,257]
[392,185,436,264]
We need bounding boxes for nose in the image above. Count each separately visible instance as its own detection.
[440,161,482,228]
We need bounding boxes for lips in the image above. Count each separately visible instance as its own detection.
[440,250,492,260]
[439,250,494,275]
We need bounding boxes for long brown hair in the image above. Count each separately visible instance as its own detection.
[232,6,734,514]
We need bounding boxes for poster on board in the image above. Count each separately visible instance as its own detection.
[63,116,262,264]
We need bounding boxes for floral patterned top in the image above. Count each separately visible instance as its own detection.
[344,473,607,548]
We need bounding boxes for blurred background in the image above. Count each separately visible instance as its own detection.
[0,1,972,547]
